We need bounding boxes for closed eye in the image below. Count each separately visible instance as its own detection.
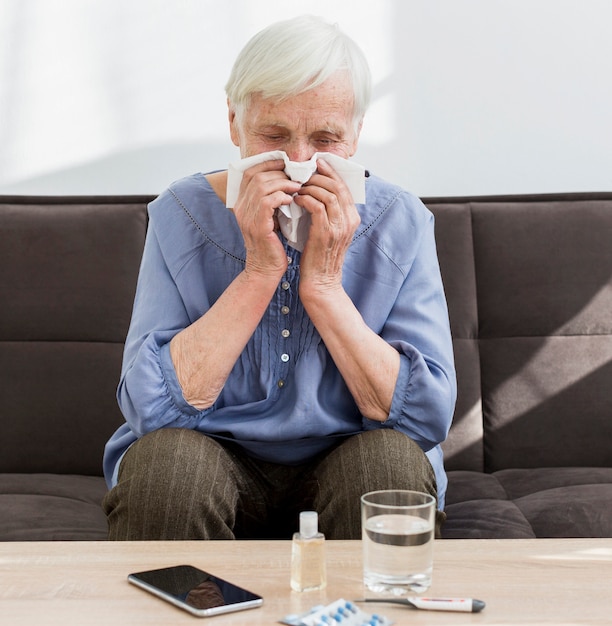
[314,138,336,147]
[312,133,341,148]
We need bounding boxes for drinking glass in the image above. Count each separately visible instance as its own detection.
[361,489,435,595]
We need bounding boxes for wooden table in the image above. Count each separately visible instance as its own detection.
[1,539,612,624]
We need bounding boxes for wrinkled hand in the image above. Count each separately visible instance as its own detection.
[232,159,302,279]
[294,158,361,296]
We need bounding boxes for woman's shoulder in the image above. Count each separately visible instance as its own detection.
[147,172,243,257]
[147,172,232,228]
[360,173,432,234]
[150,173,220,214]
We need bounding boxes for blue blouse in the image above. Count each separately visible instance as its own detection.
[103,172,456,508]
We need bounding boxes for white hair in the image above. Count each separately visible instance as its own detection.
[225,15,371,132]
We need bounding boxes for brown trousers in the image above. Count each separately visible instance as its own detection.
[102,428,444,540]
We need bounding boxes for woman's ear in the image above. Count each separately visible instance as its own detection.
[228,100,240,147]
[348,119,363,157]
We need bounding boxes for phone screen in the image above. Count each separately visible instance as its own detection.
[128,564,263,617]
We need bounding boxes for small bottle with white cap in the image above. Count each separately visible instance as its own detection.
[290,510,327,592]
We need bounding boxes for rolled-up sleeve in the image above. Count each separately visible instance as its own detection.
[361,202,456,455]
[116,202,209,437]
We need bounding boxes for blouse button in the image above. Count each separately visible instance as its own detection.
[281,306,290,315]
[281,329,290,338]
[281,281,290,290]
[278,379,285,388]
[281,353,290,363]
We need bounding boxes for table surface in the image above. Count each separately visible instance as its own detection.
[1,538,612,625]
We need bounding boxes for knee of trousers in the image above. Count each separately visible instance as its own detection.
[115,428,239,510]
[312,429,439,540]
[324,429,437,497]
[104,429,240,540]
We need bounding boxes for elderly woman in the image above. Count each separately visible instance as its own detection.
[102,15,456,540]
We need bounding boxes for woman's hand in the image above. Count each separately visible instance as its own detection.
[232,159,302,279]
[295,158,361,297]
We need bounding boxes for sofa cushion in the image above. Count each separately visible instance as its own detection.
[0,474,108,540]
[0,342,126,474]
[443,467,612,538]
[0,197,148,474]
[429,196,612,478]
[471,199,612,472]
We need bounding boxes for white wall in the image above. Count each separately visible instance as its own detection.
[1,0,610,197]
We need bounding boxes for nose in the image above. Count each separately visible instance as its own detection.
[285,140,315,163]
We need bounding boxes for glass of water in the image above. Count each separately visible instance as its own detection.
[361,490,435,595]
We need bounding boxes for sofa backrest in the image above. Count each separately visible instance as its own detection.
[0,196,149,475]
[428,193,612,473]
[3,192,611,478]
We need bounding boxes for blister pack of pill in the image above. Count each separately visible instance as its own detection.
[280,598,393,626]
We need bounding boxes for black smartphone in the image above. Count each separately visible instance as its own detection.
[128,564,263,617]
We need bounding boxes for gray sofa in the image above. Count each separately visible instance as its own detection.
[1,191,611,541]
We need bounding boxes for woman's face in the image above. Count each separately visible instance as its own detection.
[229,73,361,162]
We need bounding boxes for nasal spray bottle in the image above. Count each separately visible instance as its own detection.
[291,511,327,592]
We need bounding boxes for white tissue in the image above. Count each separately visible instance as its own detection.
[226,150,365,251]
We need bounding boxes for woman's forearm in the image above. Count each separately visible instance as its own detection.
[301,285,400,422]
[170,270,279,410]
